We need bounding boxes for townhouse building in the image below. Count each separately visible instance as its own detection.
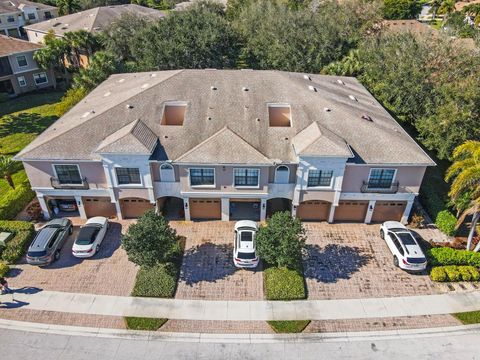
[15,70,435,224]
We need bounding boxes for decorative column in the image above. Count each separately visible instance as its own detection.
[260,198,267,222]
[364,200,376,224]
[74,195,87,219]
[183,197,191,221]
[37,193,50,220]
[401,199,415,225]
[221,198,229,221]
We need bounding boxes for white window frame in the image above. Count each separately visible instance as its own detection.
[17,75,26,87]
[52,164,83,185]
[7,15,15,23]
[367,168,397,190]
[27,12,36,20]
[33,72,48,85]
[159,163,175,183]
[306,169,334,189]
[274,165,290,184]
[16,55,28,68]
[189,167,215,188]
[233,168,260,189]
[114,167,143,187]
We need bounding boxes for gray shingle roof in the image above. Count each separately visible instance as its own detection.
[15,70,435,166]
[0,0,55,14]
[24,4,165,36]
[0,34,42,57]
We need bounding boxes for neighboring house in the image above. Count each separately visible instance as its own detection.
[0,34,55,95]
[0,0,57,38]
[15,70,435,224]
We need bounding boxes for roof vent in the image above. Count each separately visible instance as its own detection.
[210,86,217,91]
[242,87,249,92]
[103,91,111,97]
[348,95,358,102]
[207,116,212,121]
[256,118,260,122]
[118,78,125,83]
[308,85,317,92]
[82,112,90,118]
[126,104,133,109]
[337,79,346,85]
[361,114,373,122]
[303,75,311,81]
[324,107,331,112]
[141,83,149,89]
[150,73,157,78]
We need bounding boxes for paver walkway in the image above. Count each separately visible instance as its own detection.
[2,290,480,321]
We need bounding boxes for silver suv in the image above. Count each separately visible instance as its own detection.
[26,218,73,266]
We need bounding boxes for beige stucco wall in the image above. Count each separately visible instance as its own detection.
[151,162,180,182]
[114,188,151,200]
[299,190,335,203]
[341,165,427,193]
[267,164,297,183]
[178,165,269,193]
[23,161,108,189]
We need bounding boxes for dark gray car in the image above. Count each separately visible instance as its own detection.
[26,218,73,266]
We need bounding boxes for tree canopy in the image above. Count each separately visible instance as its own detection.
[381,0,422,20]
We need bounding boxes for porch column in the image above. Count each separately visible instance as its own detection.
[183,197,191,221]
[37,193,50,220]
[74,195,87,219]
[401,199,415,225]
[221,198,229,221]
[114,200,123,220]
[365,200,376,224]
[291,203,298,218]
[260,198,267,222]
[328,205,336,223]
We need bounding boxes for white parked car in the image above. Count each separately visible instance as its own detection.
[380,221,427,272]
[233,220,259,268]
[72,217,109,258]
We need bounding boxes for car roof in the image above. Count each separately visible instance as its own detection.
[46,218,68,227]
[384,221,406,230]
[29,227,58,250]
[234,220,257,231]
[85,216,107,225]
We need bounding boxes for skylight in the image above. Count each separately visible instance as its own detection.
[161,102,187,126]
[268,104,291,127]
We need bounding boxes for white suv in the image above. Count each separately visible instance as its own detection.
[380,221,427,272]
[233,220,259,268]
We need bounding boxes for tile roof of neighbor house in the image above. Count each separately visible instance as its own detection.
[23,4,165,36]
[0,0,56,13]
[455,0,480,11]
[15,70,435,166]
[0,34,42,57]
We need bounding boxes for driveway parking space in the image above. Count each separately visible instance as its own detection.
[171,221,264,300]
[303,223,438,299]
[7,220,137,296]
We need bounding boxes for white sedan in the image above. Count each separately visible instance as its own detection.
[233,220,259,268]
[72,217,109,258]
[380,221,427,272]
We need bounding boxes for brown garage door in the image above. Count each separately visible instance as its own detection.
[334,201,368,222]
[120,198,154,219]
[296,201,330,221]
[189,198,221,220]
[83,197,116,218]
[371,201,407,222]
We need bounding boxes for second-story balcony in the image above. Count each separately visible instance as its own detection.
[361,181,399,194]
[154,181,181,198]
[51,177,89,190]
[268,183,295,199]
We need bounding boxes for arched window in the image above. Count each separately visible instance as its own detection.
[274,165,289,184]
[160,163,175,182]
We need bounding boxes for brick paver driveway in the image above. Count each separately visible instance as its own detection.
[171,221,263,300]
[303,223,438,299]
[7,220,137,296]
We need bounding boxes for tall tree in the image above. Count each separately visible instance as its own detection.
[382,0,422,20]
[73,50,117,90]
[446,141,480,251]
[34,30,71,84]
[429,0,442,20]
[56,0,80,15]
[0,156,17,190]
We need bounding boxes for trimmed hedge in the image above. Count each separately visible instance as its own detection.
[427,247,480,267]
[430,266,480,282]
[0,262,9,277]
[0,184,35,220]
[124,317,167,331]
[435,210,457,236]
[264,267,306,300]
[0,220,35,264]
[131,263,179,298]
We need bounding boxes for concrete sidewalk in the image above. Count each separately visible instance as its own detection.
[1,290,480,321]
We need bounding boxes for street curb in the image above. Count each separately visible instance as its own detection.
[1,318,480,343]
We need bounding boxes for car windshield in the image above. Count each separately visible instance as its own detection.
[240,232,253,242]
[27,250,47,257]
[407,257,427,264]
[237,252,256,260]
[396,232,417,246]
[75,225,100,245]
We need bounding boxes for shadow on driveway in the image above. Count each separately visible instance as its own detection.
[179,242,238,285]
[303,244,372,283]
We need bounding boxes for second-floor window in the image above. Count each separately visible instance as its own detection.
[44,11,52,19]
[33,72,48,85]
[116,168,141,185]
[16,55,27,67]
[54,164,82,185]
[7,16,15,23]
[307,170,333,187]
[27,13,36,20]
[368,169,396,189]
[234,169,259,187]
[17,76,26,87]
[190,168,214,186]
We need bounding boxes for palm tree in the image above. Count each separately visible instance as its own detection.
[0,156,17,190]
[445,140,480,251]
[56,0,81,15]
[438,0,456,16]
[429,0,443,20]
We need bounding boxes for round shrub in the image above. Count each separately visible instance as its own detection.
[465,266,480,281]
[435,210,457,236]
[430,267,447,282]
[459,266,473,281]
[0,262,9,277]
[444,266,461,282]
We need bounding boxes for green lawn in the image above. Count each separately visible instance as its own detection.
[267,320,311,333]
[453,311,480,325]
[124,317,167,331]
[264,266,306,301]
[0,91,65,220]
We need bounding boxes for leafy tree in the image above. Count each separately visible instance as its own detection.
[438,0,455,15]
[73,50,118,90]
[34,30,71,83]
[445,141,480,251]
[122,210,180,267]
[256,211,306,269]
[63,30,100,66]
[322,49,362,76]
[381,0,422,19]
[131,0,177,10]
[429,0,442,20]
[0,156,17,189]
[56,0,81,15]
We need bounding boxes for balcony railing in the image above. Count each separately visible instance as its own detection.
[51,177,89,190]
[154,181,181,198]
[361,181,399,194]
[268,183,295,199]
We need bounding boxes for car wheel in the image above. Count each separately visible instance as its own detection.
[380,229,385,240]
[393,256,399,267]
[95,245,100,254]
[54,250,60,261]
